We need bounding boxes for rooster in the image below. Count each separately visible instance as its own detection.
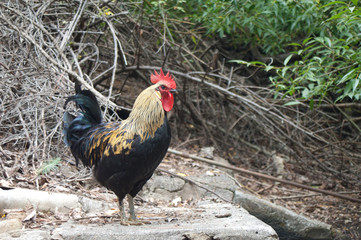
[63,69,176,224]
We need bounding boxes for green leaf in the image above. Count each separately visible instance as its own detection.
[321,1,347,8]
[329,9,348,20]
[191,35,197,44]
[302,37,313,45]
[338,69,356,85]
[352,77,359,93]
[230,60,266,67]
[344,81,353,95]
[284,101,302,106]
[302,88,310,98]
[265,65,274,72]
[335,95,345,102]
[37,158,61,175]
[309,98,314,110]
[249,61,266,66]
[324,37,332,47]
[288,43,302,47]
[229,59,251,67]
[284,54,293,66]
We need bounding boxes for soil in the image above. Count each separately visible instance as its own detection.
[1,148,360,239]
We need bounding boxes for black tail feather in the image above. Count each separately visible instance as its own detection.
[63,90,102,147]
[63,112,75,146]
[64,90,102,124]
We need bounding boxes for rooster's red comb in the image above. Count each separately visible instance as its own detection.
[151,69,176,89]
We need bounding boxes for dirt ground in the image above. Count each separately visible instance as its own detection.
[1,147,360,239]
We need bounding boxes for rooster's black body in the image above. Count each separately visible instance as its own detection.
[63,70,176,224]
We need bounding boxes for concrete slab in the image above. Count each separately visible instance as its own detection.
[54,202,278,240]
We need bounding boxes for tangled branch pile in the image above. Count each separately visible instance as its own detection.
[0,1,360,189]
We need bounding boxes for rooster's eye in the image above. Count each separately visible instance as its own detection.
[160,85,166,90]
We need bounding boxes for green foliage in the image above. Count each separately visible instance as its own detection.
[37,157,61,176]
[139,0,321,55]
[135,0,361,103]
[270,0,361,103]
[191,0,321,55]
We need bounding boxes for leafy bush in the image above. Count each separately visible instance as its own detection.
[191,0,321,55]
[271,0,361,103]
[137,0,361,103]
[139,0,321,55]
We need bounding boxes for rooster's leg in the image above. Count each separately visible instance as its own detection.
[118,195,145,225]
[127,194,137,221]
[125,194,151,225]
[118,199,127,224]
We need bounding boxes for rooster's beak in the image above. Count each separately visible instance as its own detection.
[169,89,177,93]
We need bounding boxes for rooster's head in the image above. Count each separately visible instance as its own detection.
[151,69,176,112]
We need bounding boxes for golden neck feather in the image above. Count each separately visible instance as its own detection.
[123,84,165,138]
[89,84,166,158]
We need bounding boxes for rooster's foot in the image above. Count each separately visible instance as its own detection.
[119,219,151,226]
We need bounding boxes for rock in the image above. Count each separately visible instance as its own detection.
[53,202,279,240]
[140,175,186,201]
[147,175,185,193]
[199,147,214,159]
[141,174,237,203]
[0,230,49,240]
[0,219,22,234]
[213,156,234,175]
[189,174,237,202]
[233,190,332,240]
[183,232,213,240]
[143,174,332,240]
[272,154,286,176]
[0,188,116,214]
